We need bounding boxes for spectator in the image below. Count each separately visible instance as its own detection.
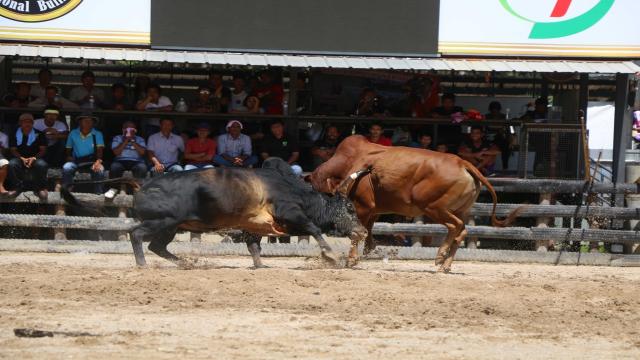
[184,123,216,170]
[366,122,392,146]
[0,129,14,197]
[69,70,106,108]
[104,121,147,199]
[260,120,301,174]
[435,142,448,153]
[105,83,132,111]
[391,126,412,146]
[215,120,257,168]
[253,71,284,115]
[208,71,231,113]
[147,118,184,175]
[311,125,341,168]
[485,101,506,120]
[28,85,78,110]
[411,133,434,150]
[136,84,173,135]
[458,125,500,176]
[230,75,248,112]
[9,113,48,200]
[189,86,219,113]
[30,68,53,99]
[4,82,34,108]
[521,97,548,122]
[412,76,440,118]
[63,115,105,194]
[355,88,386,117]
[431,93,463,118]
[244,96,262,114]
[33,105,68,167]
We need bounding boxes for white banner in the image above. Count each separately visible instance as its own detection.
[0,0,150,46]
[439,0,640,57]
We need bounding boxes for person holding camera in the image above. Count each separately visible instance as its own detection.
[104,121,147,198]
[62,114,105,194]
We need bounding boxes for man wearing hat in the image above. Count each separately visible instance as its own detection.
[189,86,219,113]
[184,122,216,170]
[215,120,257,168]
[8,113,49,200]
[33,105,68,167]
[62,114,105,194]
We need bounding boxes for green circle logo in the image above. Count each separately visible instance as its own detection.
[499,0,615,39]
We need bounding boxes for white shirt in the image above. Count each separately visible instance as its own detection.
[143,96,173,126]
[30,84,48,99]
[34,118,69,146]
[230,90,248,112]
[0,131,8,160]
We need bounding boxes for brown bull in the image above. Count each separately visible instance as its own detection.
[309,135,521,272]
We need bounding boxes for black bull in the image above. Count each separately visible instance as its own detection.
[61,159,368,267]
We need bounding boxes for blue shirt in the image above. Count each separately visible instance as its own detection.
[66,128,105,159]
[112,135,146,163]
[217,133,252,158]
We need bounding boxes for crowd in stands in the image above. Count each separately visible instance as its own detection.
[0,67,549,200]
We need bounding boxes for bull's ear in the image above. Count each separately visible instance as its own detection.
[326,177,341,195]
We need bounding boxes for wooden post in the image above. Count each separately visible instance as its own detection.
[53,180,66,240]
[117,184,128,241]
[466,217,478,249]
[535,193,553,251]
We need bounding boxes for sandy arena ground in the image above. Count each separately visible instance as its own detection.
[0,252,639,359]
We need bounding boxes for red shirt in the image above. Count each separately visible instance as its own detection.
[253,84,284,115]
[367,135,392,146]
[185,138,216,165]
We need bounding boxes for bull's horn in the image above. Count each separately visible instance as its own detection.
[336,165,373,196]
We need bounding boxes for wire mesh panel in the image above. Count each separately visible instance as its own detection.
[520,125,584,180]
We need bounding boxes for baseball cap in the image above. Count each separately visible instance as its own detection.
[196,122,211,130]
[226,120,243,129]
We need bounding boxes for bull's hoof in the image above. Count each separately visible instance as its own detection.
[346,257,359,268]
[437,265,451,274]
[320,250,340,265]
[251,264,269,270]
[434,255,445,266]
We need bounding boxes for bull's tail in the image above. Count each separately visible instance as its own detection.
[60,177,140,217]
[464,163,524,227]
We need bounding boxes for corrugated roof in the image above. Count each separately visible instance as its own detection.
[1,43,639,74]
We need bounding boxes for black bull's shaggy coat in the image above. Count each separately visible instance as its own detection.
[61,158,367,267]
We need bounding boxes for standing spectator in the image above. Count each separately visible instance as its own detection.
[260,120,300,174]
[485,101,506,120]
[431,93,463,118]
[215,120,257,168]
[311,125,341,168]
[412,76,440,118]
[147,118,184,175]
[0,129,14,197]
[63,115,105,194]
[253,71,284,115]
[28,85,78,110]
[30,68,53,100]
[366,122,392,146]
[189,86,219,113]
[411,133,434,150]
[208,71,231,113]
[104,121,147,199]
[105,83,132,111]
[458,126,501,176]
[184,123,216,170]
[354,88,386,117]
[230,75,248,112]
[9,113,48,200]
[4,82,34,108]
[33,105,68,167]
[520,97,549,122]
[136,84,173,135]
[69,70,106,108]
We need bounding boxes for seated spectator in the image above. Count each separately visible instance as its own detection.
[230,75,248,113]
[260,120,301,175]
[431,93,463,118]
[243,96,262,114]
[412,76,440,118]
[69,70,106,108]
[28,85,78,110]
[485,101,506,120]
[9,113,48,200]
[458,125,500,176]
[391,126,411,146]
[520,97,548,122]
[215,120,257,168]
[189,86,219,113]
[30,68,53,100]
[33,105,68,167]
[184,123,216,170]
[147,118,184,175]
[208,71,231,113]
[311,125,341,168]
[105,83,132,111]
[136,84,173,135]
[366,122,392,146]
[253,70,284,115]
[63,115,105,194]
[435,142,449,153]
[411,133,434,150]
[354,88,386,117]
[105,121,147,199]
[4,82,34,108]
[0,129,14,197]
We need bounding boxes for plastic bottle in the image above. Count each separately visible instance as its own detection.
[505,108,511,120]
[175,98,188,112]
[88,95,95,109]
[282,99,289,115]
